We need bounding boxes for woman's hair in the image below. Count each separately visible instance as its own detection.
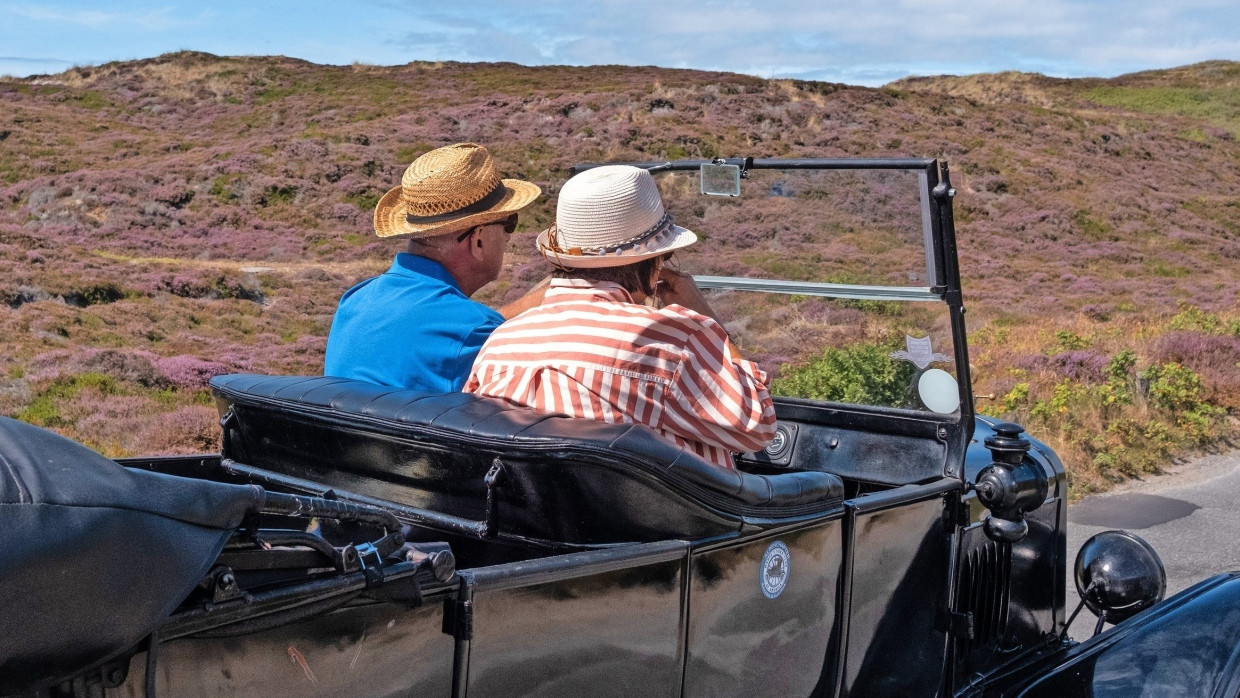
[553,254,670,296]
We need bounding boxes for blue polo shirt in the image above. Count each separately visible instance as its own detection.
[324,253,503,392]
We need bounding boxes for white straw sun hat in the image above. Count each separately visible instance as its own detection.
[537,165,697,268]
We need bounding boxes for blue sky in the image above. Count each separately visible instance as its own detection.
[2,0,1238,86]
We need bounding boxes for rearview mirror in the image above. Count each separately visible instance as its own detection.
[700,163,741,197]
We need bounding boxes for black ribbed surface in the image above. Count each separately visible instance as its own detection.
[956,539,1011,648]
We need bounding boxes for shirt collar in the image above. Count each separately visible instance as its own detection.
[547,277,635,304]
[389,253,461,290]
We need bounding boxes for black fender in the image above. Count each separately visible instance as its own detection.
[1008,573,1240,697]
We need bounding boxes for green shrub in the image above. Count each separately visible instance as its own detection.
[74,90,111,110]
[1030,379,1091,422]
[209,175,241,203]
[1105,350,1136,380]
[1091,418,1175,477]
[1000,383,1030,413]
[1054,330,1091,351]
[1082,86,1240,138]
[14,373,123,428]
[772,342,916,406]
[14,396,64,427]
[1072,210,1113,241]
[1169,305,1222,333]
[1141,361,1205,411]
[1101,350,1136,406]
[1139,361,1224,441]
[259,184,297,206]
[345,191,381,211]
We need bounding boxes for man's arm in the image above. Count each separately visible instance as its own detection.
[497,275,552,320]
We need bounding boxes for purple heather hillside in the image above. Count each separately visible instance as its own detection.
[0,53,1236,484]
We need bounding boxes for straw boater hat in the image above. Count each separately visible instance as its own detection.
[373,143,542,238]
[537,165,697,268]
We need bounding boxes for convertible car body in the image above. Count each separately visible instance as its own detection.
[4,158,1238,697]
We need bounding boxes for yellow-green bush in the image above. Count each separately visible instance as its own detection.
[772,342,916,407]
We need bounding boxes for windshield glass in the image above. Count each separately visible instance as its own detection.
[644,163,961,414]
[662,167,933,288]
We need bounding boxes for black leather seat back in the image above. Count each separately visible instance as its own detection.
[211,375,844,545]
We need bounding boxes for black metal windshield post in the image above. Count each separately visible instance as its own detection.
[931,161,975,443]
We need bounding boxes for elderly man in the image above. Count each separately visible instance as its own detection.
[324,143,543,392]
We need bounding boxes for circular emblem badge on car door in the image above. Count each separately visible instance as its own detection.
[761,540,791,599]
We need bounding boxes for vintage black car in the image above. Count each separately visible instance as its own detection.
[4,158,1237,698]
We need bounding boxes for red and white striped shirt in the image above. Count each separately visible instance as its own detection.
[465,278,776,468]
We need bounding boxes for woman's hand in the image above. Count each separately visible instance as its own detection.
[656,268,712,315]
[657,268,744,360]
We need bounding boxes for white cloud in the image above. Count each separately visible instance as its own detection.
[3,3,185,30]
[0,55,73,78]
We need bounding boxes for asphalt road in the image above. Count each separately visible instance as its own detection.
[1063,447,1240,637]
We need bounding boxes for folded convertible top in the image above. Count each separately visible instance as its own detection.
[0,416,263,693]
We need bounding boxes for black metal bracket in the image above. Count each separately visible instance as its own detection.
[931,181,957,200]
[946,493,972,529]
[217,406,236,431]
[710,156,753,178]
[442,597,474,641]
[49,655,134,697]
[207,566,245,604]
[483,458,506,539]
[938,607,976,640]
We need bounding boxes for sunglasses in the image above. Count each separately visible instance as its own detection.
[457,215,518,242]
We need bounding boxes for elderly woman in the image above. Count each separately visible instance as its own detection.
[465,165,775,468]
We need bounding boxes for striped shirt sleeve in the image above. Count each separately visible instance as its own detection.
[656,306,777,455]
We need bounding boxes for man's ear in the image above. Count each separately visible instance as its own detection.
[470,233,485,261]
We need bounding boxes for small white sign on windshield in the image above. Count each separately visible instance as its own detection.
[890,334,952,370]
